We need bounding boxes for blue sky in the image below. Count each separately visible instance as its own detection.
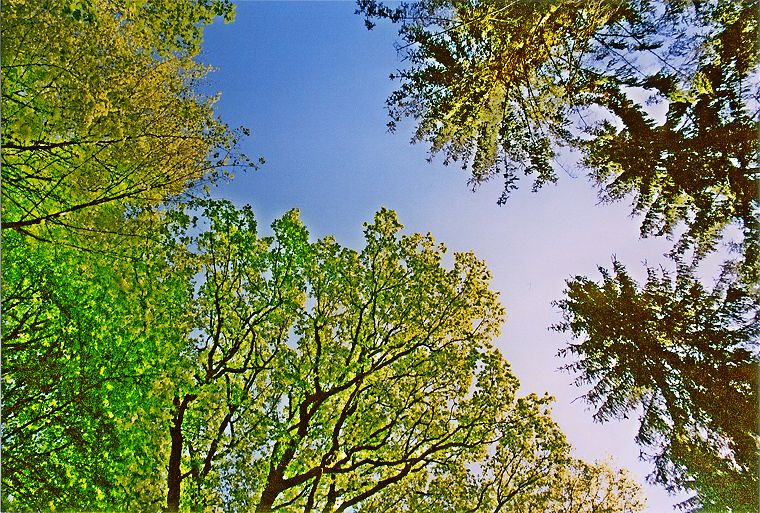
[200,2,687,509]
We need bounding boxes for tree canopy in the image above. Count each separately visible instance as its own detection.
[358,0,759,261]
[555,261,758,511]
[1,0,247,246]
[2,199,647,512]
[0,5,651,497]
[7,0,751,511]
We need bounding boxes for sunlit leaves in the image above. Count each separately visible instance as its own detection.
[1,219,191,510]
[149,202,644,512]
[165,203,510,511]
[1,0,245,245]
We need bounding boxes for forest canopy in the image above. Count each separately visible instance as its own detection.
[358,0,759,262]
[3,0,758,511]
[2,1,648,512]
[2,199,648,511]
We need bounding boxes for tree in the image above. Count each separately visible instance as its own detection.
[153,201,646,512]
[357,0,759,261]
[3,198,646,512]
[358,0,615,199]
[161,201,507,511]
[505,458,645,513]
[1,0,249,246]
[1,212,193,510]
[555,261,759,511]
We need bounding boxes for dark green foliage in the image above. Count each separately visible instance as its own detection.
[555,261,759,511]
[359,0,611,201]
[582,0,759,263]
[358,0,759,258]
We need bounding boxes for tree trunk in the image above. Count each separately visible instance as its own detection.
[256,470,284,513]
[167,394,196,512]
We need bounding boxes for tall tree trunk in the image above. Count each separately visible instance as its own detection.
[167,394,196,512]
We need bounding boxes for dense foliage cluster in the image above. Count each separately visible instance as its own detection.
[2,0,246,246]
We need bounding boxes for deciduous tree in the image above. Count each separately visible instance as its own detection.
[159,202,646,512]
[1,0,247,245]
[162,202,509,511]
[357,397,645,513]
[2,2,245,508]
[3,190,648,512]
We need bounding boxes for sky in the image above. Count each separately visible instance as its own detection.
[200,1,689,509]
